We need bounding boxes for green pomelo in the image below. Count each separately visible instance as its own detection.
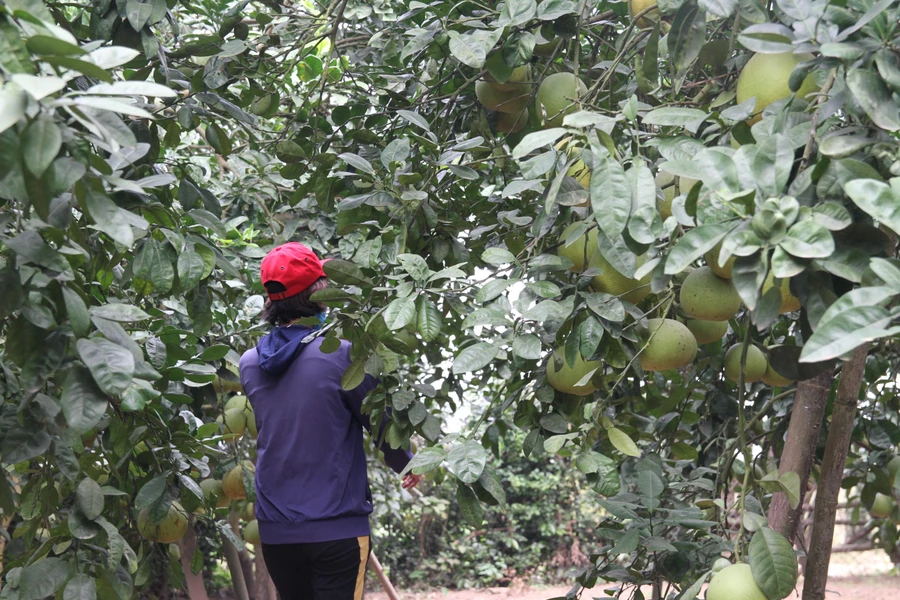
[546,348,602,396]
[629,0,660,27]
[704,242,735,279]
[680,266,741,321]
[244,519,261,545]
[710,558,732,575]
[538,72,588,127]
[762,271,801,313]
[246,407,258,438]
[761,359,795,387]
[225,395,250,411]
[656,171,675,220]
[736,52,819,125]
[724,344,768,383]
[484,64,531,92]
[706,563,768,600]
[870,493,894,519]
[685,319,728,344]
[640,318,698,372]
[223,407,248,438]
[887,456,900,485]
[496,108,529,133]
[589,252,652,305]
[475,81,530,114]
[558,222,598,272]
[137,501,188,544]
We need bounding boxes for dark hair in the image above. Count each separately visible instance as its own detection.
[262,277,328,326]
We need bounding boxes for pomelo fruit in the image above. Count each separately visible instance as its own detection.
[244,519,261,545]
[137,501,188,544]
[546,348,602,396]
[223,461,255,500]
[538,72,587,127]
[199,478,230,509]
[706,563,768,600]
[246,407,258,438]
[656,171,676,220]
[242,501,255,521]
[887,456,900,485]
[534,28,561,57]
[589,252,652,305]
[680,266,741,321]
[558,222,598,272]
[685,319,728,344]
[762,360,795,387]
[475,81,530,114]
[762,271,801,313]
[484,64,531,92]
[870,493,894,519]
[724,344,768,383]
[223,407,248,439]
[555,137,592,189]
[639,319,698,372]
[629,0,659,28]
[225,395,250,411]
[704,242,735,279]
[496,108,529,133]
[736,52,819,125]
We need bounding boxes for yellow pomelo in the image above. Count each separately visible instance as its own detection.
[704,242,735,279]
[555,137,592,189]
[679,177,700,194]
[137,501,189,544]
[724,344,768,383]
[496,108,529,133]
[589,252,652,305]
[685,319,728,344]
[761,356,795,387]
[223,407,248,438]
[199,478,231,509]
[762,271,801,313]
[655,171,675,220]
[242,501,255,521]
[887,456,900,485]
[546,348,602,396]
[640,319,698,372]
[629,0,659,27]
[736,52,819,125]
[680,266,741,321]
[538,72,588,127]
[243,519,261,545]
[223,461,255,500]
[706,563,769,600]
[475,81,530,114]
[870,493,894,519]
[484,64,531,92]
[558,222,598,272]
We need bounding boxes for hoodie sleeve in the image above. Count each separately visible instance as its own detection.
[340,347,412,475]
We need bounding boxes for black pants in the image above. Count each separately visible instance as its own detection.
[262,536,370,600]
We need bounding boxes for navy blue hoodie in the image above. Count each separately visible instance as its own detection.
[239,325,412,544]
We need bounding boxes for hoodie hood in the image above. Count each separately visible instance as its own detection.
[256,325,320,376]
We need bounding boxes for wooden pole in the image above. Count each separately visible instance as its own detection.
[368,551,401,600]
[802,345,868,600]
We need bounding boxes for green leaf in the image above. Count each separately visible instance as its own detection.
[779,220,834,259]
[512,128,567,159]
[456,483,483,527]
[63,575,97,600]
[341,358,367,391]
[447,31,487,69]
[749,528,799,600]
[76,478,105,520]
[383,297,417,331]
[699,0,736,17]
[537,0,577,19]
[0,89,26,134]
[800,306,896,363]
[844,178,900,236]
[76,338,135,395]
[590,153,631,239]
[135,476,167,510]
[664,222,734,274]
[498,0,537,26]
[846,68,900,132]
[177,250,205,291]
[5,230,73,276]
[752,134,792,197]
[89,303,150,323]
[608,427,641,457]
[415,296,441,342]
[22,114,61,177]
[447,440,487,483]
[25,35,85,56]
[323,259,373,287]
[1,427,51,463]
[61,367,108,434]
[82,191,136,248]
[381,137,410,168]
[482,247,516,265]
[669,3,707,71]
[642,107,708,126]
[477,466,507,506]
[676,572,709,600]
[397,253,431,281]
[404,446,446,475]
[133,239,174,292]
[62,286,90,336]
[338,152,375,175]
[512,334,542,360]
[451,342,499,374]
[125,0,163,30]
[18,558,69,600]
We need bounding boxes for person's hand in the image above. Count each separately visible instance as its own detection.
[402,472,423,489]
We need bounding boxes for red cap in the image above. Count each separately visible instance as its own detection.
[260,243,328,300]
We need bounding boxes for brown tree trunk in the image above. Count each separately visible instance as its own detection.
[767,370,833,540]
[177,523,210,600]
[802,345,868,600]
[230,511,256,600]
[254,547,278,600]
[225,510,251,600]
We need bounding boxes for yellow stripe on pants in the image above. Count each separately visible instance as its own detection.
[354,536,370,600]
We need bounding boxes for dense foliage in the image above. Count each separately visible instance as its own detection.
[1,0,900,598]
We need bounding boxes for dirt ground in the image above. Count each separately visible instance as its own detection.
[367,551,898,600]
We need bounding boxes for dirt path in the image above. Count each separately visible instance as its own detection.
[367,575,899,600]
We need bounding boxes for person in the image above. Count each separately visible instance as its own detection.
[239,242,421,600]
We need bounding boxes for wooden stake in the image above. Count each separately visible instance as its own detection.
[368,551,401,600]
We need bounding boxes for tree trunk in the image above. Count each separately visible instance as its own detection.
[254,546,278,600]
[225,510,251,600]
[767,370,833,540]
[230,511,256,600]
[177,523,210,600]
[802,345,868,600]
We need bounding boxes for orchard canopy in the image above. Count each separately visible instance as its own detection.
[1,0,900,598]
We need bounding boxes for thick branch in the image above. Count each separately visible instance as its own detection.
[802,345,869,600]
[767,370,833,540]
[177,523,210,600]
